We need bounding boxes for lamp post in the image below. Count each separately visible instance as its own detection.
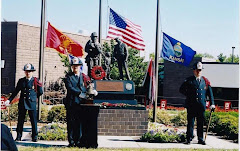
[232,47,235,63]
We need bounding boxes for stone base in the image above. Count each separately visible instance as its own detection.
[94,80,136,105]
[98,109,148,136]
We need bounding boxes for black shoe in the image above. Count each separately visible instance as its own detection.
[190,135,195,141]
[15,137,21,141]
[184,140,190,145]
[198,140,206,145]
[32,139,38,142]
[67,143,74,147]
[75,143,81,147]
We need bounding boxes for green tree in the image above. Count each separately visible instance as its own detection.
[59,53,71,74]
[225,54,239,63]
[150,53,164,63]
[217,53,227,62]
[194,53,214,58]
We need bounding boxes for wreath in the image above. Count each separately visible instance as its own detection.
[91,66,106,80]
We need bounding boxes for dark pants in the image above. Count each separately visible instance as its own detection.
[117,57,131,80]
[66,105,83,145]
[187,109,205,141]
[16,108,38,140]
[86,56,99,78]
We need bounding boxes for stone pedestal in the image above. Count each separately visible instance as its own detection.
[93,80,137,105]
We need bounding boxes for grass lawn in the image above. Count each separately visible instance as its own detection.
[18,147,238,151]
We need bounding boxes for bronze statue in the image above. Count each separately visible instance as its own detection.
[113,37,131,80]
[85,32,102,77]
[103,52,111,80]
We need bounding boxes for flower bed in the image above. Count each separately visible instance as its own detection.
[38,123,67,141]
[140,122,186,143]
[96,102,146,110]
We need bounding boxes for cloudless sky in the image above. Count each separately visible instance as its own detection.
[1,0,239,60]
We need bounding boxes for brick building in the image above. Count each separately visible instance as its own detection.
[1,21,107,94]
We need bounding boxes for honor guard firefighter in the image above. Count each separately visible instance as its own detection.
[179,61,215,145]
[5,63,43,142]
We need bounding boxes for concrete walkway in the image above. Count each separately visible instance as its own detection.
[10,126,239,150]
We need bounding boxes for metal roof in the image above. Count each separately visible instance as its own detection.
[201,63,239,88]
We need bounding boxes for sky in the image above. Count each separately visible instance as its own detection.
[1,0,239,60]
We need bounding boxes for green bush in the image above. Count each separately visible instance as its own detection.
[1,103,19,121]
[141,131,186,143]
[47,105,66,123]
[40,105,49,122]
[148,109,171,125]
[205,111,238,142]
[38,123,67,140]
[171,110,187,126]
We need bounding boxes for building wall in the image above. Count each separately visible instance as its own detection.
[1,22,109,94]
[1,22,18,94]
[162,58,202,106]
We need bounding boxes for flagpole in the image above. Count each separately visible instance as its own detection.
[153,0,160,122]
[38,0,46,121]
[98,0,102,66]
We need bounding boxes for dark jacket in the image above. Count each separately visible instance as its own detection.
[64,72,86,108]
[85,40,102,58]
[1,124,18,151]
[179,76,214,111]
[8,77,43,110]
[113,42,128,61]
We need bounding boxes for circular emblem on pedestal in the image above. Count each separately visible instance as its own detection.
[125,83,132,91]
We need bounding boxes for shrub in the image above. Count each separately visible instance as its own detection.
[47,105,66,123]
[1,103,19,121]
[141,122,186,143]
[38,123,67,140]
[171,110,187,126]
[40,105,49,122]
[205,111,238,142]
[141,131,186,143]
[148,109,171,125]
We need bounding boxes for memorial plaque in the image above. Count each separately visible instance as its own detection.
[96,81,124,92]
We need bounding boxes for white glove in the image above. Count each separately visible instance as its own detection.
[93,90,98,96]
[210,105,215,111]
[5,100,11,107]
[79,92,86,99]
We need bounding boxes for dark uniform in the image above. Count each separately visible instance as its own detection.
[104,52,111,80]
[8,64,43,142]
[1,124,18,151]
[113,37,131,80]
[179,62,214,145]
[64,57,86,147]
[85,32,102,77]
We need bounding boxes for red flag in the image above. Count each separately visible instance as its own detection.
[46,22,84,57]
[107,8,145,51]
[142,59,155,105]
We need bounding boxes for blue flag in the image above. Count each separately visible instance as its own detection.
[161,32,196,66]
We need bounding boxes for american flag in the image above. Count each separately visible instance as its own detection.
[107,8,145,51]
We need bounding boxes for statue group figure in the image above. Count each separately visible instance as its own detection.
[85,32,103,77]
[85,32,131,81]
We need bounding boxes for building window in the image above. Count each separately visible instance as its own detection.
[2,77,9,86]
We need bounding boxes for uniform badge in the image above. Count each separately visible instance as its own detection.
[197,62,203,69]
[26,63,31,70]
[73,58,78,64]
